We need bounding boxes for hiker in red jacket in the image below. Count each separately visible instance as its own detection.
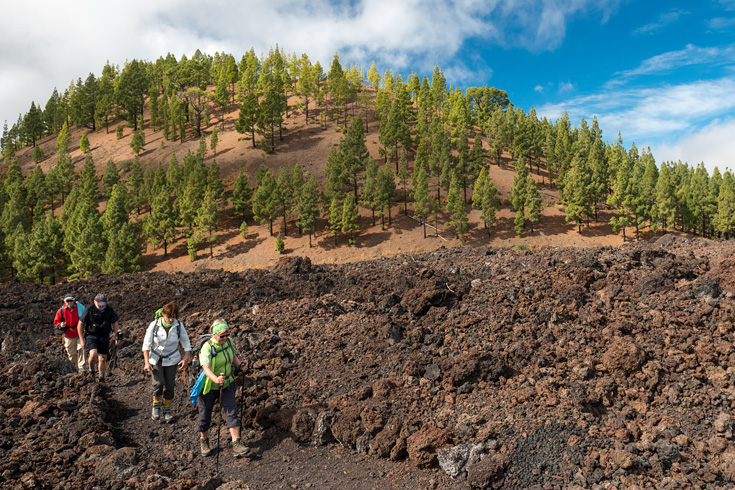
[53,294,86,373]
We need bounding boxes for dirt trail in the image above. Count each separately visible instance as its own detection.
[100,365,456,490]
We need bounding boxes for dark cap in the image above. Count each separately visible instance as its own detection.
[63,294,75,302]
[94,294,107,304]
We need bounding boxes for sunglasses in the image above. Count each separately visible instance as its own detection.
[217,332,229,338]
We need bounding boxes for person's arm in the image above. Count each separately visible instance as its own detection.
[112,321,120,344]
[202,363,225,385]
[142,322,155,372]
[53,309,64,329]
[77,321,85,348]
[178,322,192,368]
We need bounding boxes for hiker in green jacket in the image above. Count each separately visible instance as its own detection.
[195,319,249,458]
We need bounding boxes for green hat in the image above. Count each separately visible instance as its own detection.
[211,321,228,335]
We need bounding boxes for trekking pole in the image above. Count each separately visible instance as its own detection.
[215,376,223,473]
[239,368,245,424]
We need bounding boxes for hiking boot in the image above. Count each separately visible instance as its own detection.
[162,406,173,423]
[232,438,250,458]
[151,403,161,421]
[200,438,212,457]
[97,374,106,385]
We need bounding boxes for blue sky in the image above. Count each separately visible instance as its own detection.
[1,0,734,174]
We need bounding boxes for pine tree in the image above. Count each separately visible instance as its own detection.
[102,159,120,201]
[79,132,90,154]
[103,221,141,274]
[25,166,48,218]
[195,188,221,258]
[361,161,379,226]
[130,129,146,155]
[445,175,469,242]
[232,168,253,219]
[714,170,735,238]
[376,167,396,229]
[65,199,105,278]
[510,158,530,237]
[210,127,219,156]
[328,196,342,244]
[411,166,432,238]
[236,92,258,148]
[296,174,320,247]
[341,193,360,245]
[56,122,71,155]
[79,153,99,204]
[146,183,177,256]
[472,168,488,209]
[126,156,144,215]
[325,145,346,199]
[525,176,543,232]
[564,150,593,232]
[252,167,278,235]
[340,116,370,201]
[398,150,410,216]
[480,177,500,234]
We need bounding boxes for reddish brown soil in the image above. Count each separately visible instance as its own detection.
[11,90,626,276]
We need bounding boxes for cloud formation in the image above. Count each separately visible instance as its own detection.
[0,0,620,127]
[633,9,688,35]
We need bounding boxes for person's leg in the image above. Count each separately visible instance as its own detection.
[150,362,165,420]
[88,349,98,374]
[196,390,217,456]
[74,338,85,372]
[97,339,110,379]
[162,365,177,422]
[221,384,247,456]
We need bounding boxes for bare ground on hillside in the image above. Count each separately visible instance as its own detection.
[2,236,735,490]
[12,92,629,276]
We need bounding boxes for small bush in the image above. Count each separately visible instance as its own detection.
[275,235,285,253]
[116,125,124,140]
[239,221,248,239]
[513,243,530,251]
[187,236,198,261]
[32,146,44,163]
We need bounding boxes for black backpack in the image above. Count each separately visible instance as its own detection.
[86,306,112,336]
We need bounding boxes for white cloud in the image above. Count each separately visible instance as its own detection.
[652,118,735,174]
[0,0,620,127]
[633,9,688,35]
[534,85,545,93]
[610,44,735,83]
[537,77,735,173]
[558,81,575,94]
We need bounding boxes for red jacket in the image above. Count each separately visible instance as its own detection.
[53,303,84,338]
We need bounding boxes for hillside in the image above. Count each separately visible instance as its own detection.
[2,235,735,489]
[9,88,625,275]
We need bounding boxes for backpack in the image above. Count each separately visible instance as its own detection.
[189,334,234,387]
[57,302,84,332]
[86,304,113,336]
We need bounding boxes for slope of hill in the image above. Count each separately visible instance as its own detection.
[11,91,624,275]
[1,235,734,489]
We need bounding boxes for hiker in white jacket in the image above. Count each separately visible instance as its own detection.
[142,302,191,422]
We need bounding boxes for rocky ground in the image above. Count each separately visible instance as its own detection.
[1,235,735,489]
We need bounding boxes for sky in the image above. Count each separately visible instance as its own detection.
[1,0,734,174]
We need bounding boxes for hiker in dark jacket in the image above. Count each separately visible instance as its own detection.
[53,294,86,372]
[142,302,191,423]
[78,293,120,382]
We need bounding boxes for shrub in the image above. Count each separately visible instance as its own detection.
[116,125,124,140]
[239,221,248,239]
[275,235,285,253]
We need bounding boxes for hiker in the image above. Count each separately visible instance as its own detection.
[196,319,249,458]
[53,294,86,373]
[142,302,191,422]
[78,293,121,383]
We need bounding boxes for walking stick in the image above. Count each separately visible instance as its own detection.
[215,376,223,472]
[239,369,245,423]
